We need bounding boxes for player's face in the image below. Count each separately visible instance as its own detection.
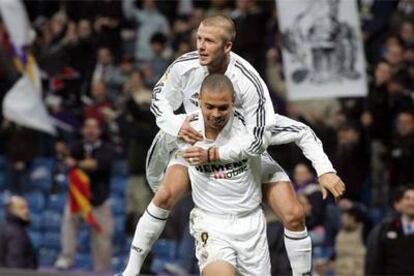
[196,24,232,67]
[199,89,234,131]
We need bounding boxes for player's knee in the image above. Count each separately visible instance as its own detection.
[153,186,176,210]
[283,204,305,230]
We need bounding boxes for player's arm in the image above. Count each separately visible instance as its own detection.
[267,114,345,200]
[238,65,276,157]
[186,114,345,199]
[267,114,335,177]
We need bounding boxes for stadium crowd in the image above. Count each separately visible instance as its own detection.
[0,0,414,275]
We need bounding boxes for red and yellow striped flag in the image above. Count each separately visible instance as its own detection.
[69,169,102,233]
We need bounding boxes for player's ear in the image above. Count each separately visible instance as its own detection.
[224,40,232,54]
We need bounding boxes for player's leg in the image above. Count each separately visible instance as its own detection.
[260,153,311,276]
[203,261,235,276]
[262,182,312,276]
[122,164,190,276]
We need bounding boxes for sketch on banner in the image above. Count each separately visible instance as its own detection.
[276,0,367,100]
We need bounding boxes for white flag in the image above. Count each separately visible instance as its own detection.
[0,0,56,135]
[3,75,56,135]
[276,0,368,100]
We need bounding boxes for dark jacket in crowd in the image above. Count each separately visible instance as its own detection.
[0,213,37,269]
[389,133,414,188]
[334,140,370,202]
[70,140,113,206]
[365,83,392,144]
[365,215,414,275]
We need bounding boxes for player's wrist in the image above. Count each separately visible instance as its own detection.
[209,147,219,162]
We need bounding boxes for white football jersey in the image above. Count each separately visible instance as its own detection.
[151,51,275,156]
[179,110,263,215]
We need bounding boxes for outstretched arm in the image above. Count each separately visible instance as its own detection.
[184,113,345,199]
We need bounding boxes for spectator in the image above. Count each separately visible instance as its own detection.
[399,21,414,48]
[91,47,120,99]
[231,0,269,77]
[84,81,113,124]
[140,32,171,87]
[108,55,136,96]
[54,118,114,271]
[67,19,97,77]
[1,120,39,195]
[122,0,170,62]
[389,111,414,189]
[334,123,370,202]
[365,185,414,275]
[362,61,393,144]
[0,196,37,269]
[333,205,366,276]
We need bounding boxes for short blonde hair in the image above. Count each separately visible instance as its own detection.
[200,15,236,43]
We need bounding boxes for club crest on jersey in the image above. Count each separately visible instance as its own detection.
[195,159,248,179]
[190,92,199,107]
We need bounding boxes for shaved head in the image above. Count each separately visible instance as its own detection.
[200,74,235,97]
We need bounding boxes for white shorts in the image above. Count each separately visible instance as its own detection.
[146,130,290,192]
[189,207,271,275]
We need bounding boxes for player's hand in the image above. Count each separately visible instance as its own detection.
[183,146,208,165]
[318,172,345,201]
[178,114,203,144]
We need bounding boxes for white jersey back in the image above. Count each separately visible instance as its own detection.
[179,111,262,215]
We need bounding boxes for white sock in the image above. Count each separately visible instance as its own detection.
[122,201,170,276]
[284,228,312,276]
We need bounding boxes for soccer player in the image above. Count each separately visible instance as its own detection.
[122,15,345,276]
[179,74,272,275]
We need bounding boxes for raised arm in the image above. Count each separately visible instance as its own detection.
[122,0,145,21]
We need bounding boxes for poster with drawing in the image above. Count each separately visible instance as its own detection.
[276,0,367,100]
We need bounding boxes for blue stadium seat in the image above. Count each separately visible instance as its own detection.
[112,160,128,177]
[112,255,126,272]
[38,248,59,266]
[47,193,66,213]
[29,212,43,231]
[43,210,62,232]
[42,231,61,250]
[153,239,177,260]
[112,196,125,215]
[113,215,125,235]
[29,158,54,192]
[75,253,92,269]
[111,176,127,197]
[28,230,43,250]
[24,191,45,213]
[150,257,174,274]
[77,228,90,253]
[0,192,7,207]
